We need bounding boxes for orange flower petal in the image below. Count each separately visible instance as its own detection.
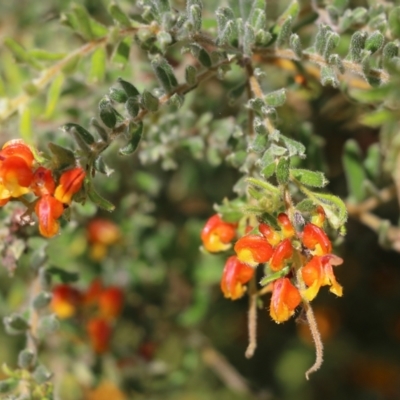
[51,284,82,319]
[277,213,295,238]
[259,223,281,245]
[54,167,85,205]
[269,239,293,272]
[0,156,33,198]
[234,235,273,267]
[1,139,34,167]
[220,255,254,300]
[99,287,124,320]
[270,277,301,323]
[302,223,332,255]
[86,317,112,353]
[201,214,237,253]
[31,167,56,197]
[35,195,64,238]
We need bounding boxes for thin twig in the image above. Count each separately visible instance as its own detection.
[245,275,258,359]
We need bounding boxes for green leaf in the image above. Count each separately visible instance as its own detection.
[33,291,52,310]
[112,37,132,68]
[71,3,94,40]
[109,2,132,27]
[185,65,198,86]
[151,55,179,93]
[44,73,65,119]
[320,65,338,88]
[18,349,35,369]
[313,192,347,229]
[94,156,114,176]
[141,89,160,111]
[364,143,381,181]
[272,0,299,36]
[360,109,395,127]
[260,266,290,286]
[382,42,398,69]
[4,37,42,70]
[19,107,33,143]
[280,135,305,157]
[61,54,81,75]
[246,177,280,195]
[118,77,140,97]
[125,97,140,118]
[3,314,30,332]
[214,197,246,223]
[99,97,117,128]
[86,181,116,212]
[0,379,17,394]
[62,123,95,145]
[291,169,328,187]
[109,87,128,103]
[264,88,286,107]
[28,49,66,61]
[32,365,52,384]
[289,33,302,58]
[276,157,290,184]
[389,7,400,39]
[119,121,143,155]
[47,266,79,283]
[342,139,366,202]
[295,198,316,213]
[48,143,76,170]
[347,31,367,63]
[90,118,109,141]
[89,47,107,83]
[365,31,384,54]
[276,16,293,47]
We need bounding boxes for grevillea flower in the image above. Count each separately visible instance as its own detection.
[302,223,332,255]
[301,254,343,301]
[51,284,82,319]
[270,277,301,323]
[87,219,121,261]
[31,167,55,197]
[86,317,112,353]
[201,214,237,253]
[220,255,255,300]
[99,287,123,320]
[269,238,293,272]
[35,195,64,238]
[54,167,85,205]
[234,235,273,267]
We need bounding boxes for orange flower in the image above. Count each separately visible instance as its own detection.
[234,235,273,267]
[277,213,295,238]
[259,223,281,245]
[51,284,82,319]
[87,219,121,261]
[270,277,301,323]
[54,167,85,205]
[0,156,34,199]
[269,238,293,272]
[302,223,332,255]
[301,254,343,301]
[220,256,255,300]
[311,206,326,227]
[0,139,34,167]
[99,287,123,320]
[86,317,112,353]
[201,214,237,253]
[35,195,64,238]
[31,167,55,197]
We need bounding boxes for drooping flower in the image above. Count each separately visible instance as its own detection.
[31,167,56,197]
[35,195,64,238]
[51,284,82,319]
[234,235,273,267]
[220,255,255,300]
[99,287,123,320]
[87,219,121,261]
[302,223,332,255]
[269,238,293,272]
[301,254,343,301]
[201,214,237,253]
[270,277,302,323]
[86,317,112,353]
[54,167,85,205]
[277,213,295,238]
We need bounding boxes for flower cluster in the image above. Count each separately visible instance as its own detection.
[0,139,85,237]
[51,279,123,353]
[201,208,343,323]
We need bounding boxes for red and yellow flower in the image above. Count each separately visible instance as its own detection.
[270,277,301,323]
[220,256,255,300]
[98,287,123,320]
[87,219,121,261]
[35,195,64,238]
[50,284,82,319]
[269,238,293,272]
[86,317,112,354]
[234,235,273,267]
[54,167,85,205]
[201,214,237,252]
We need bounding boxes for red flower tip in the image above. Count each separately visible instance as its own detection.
[302,223,332,255]
[220,256,255,300]
[277,213,295,238]
[201,214,237,253]
[35,195,64,238]
[269,238,293,272]
[1,139,34,167]
[54,167,85,205]
[99,287,124,320]
[270,277,301,323]
[86,317,112,354]
[234,235,273,267]
[51,284,82,319]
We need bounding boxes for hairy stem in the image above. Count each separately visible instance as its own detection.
[245,275,258,359]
